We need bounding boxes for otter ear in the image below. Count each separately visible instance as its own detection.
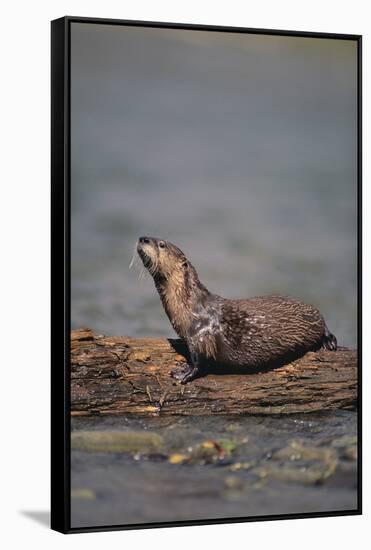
[182,261,188,269]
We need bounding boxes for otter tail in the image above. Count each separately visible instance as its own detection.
[322,325,337,351]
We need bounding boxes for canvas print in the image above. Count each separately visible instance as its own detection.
[59,19,360,530]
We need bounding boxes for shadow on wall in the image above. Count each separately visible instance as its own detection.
[20,510,50,528]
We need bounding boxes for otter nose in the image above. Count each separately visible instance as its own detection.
[139,236,151,244]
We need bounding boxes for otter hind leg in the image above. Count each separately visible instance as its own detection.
[321,325,337,351]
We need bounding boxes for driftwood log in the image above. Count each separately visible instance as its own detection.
[71,328,357,416]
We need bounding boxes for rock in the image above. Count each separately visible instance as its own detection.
[273,440,335,462]
[254,440,339,485]
[71,488,96,500]
[168,453,188,464]
[224,476,245,490]
[342,446,357,461]
[331,436,357,448]
[225,423,241,432]
[230,461,255,471]
[187,439,236,464]
[254,460,337,485]
[71,430,163,454]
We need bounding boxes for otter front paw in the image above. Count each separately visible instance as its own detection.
[171,362,193,381]
[171,362,200,384]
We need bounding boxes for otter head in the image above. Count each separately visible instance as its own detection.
[136,237,210,336]
[137,236,191,282]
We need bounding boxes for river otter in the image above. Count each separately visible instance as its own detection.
[136,236,337,384]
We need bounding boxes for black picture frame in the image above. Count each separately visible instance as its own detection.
[51,16,362,534]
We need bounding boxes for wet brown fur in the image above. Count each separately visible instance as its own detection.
[137,239,209,340]
[136,237,337,375]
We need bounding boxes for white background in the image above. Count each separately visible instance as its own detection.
[1,0,369,548]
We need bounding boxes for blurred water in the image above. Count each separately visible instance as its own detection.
[71,412,357,528]
[71,24,357,347]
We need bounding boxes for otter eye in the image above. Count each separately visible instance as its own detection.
[159,241,165,248]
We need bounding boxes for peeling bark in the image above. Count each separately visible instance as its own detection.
[71,328,357,416]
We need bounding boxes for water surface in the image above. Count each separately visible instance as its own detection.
[71,412,357,528]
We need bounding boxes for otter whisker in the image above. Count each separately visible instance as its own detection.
[139,265,147,280]
[148,257,159,276]
[140,254,159,278]
[129,244,139,269]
